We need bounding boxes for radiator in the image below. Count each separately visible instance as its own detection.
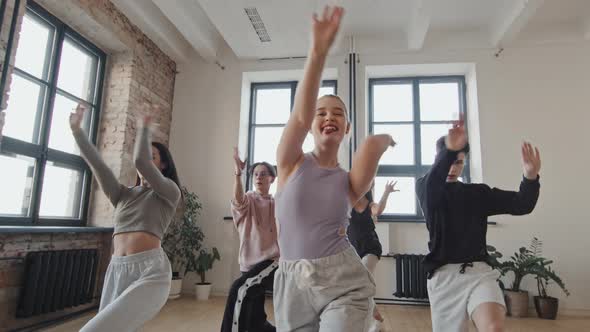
[393,254,428,300]
[16,249,99,318]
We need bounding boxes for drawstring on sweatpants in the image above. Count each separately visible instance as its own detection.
[459,262,473,274]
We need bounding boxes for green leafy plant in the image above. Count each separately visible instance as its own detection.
[488,238,570,296]
[192,247,221,285]
[499,238,549,291]
[527,238,570,298]
[486,244,507,289]
[162,187,204,278]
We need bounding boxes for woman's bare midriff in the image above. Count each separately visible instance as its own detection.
[112,231,161,256]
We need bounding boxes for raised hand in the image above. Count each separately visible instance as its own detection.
[69,104,85,131]
[311,5,344,56]
[445,117,467,151]
[140,102,156,128]
[384,180,399,194]
[521,142,541,180]
[233,147,247,175]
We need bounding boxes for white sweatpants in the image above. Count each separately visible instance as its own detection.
[273,246,376,332]
[80,248,172,332]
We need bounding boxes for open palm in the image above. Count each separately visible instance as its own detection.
[445,119,467,151]
[311,6,344,56]
[521,142,541,180]
[384,180,399,194]
[233,147,246,173]
[69,104,85,131]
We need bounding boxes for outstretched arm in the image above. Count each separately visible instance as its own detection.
[485,142,541,216]
[371,180,399,217]
[232,147,247,204]
[349,134,396,204]
[417,119,467,210]
[70,104,123,206]
[277,6,344,188]
[133,113,180,204]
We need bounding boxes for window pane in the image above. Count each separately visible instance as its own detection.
[39,162,83,218]
[302,133,314,153]
[421,123,452,165]
[0,154,35,217]
[373,83,413,122]
[57,37,98,101]
[3,74,45,143]
[252,126,283,166]
[255,88,291,124]
[375,176,416,215]
[419,83,460,121]
[49,94,91,154]
[373,124,414,165]
[319,85,335,97]
[14,13,54,79]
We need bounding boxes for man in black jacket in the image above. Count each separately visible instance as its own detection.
[416,119,541,332]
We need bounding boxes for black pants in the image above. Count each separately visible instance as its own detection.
[221,260,277,332]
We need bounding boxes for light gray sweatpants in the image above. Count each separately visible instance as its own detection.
[80,248,172,332]
[273,246,376,332]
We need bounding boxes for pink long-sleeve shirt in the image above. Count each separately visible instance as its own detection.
[231,191,280,272]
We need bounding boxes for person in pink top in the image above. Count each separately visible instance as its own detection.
[220,148,279,332]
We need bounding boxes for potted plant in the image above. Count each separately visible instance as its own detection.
[529,240,570,319]
[487,238,546,317]
[162,187,204,299]
[191,247,221,301]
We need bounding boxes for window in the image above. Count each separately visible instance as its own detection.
[0,2,106,226]
[247,80,337,194]
[368,76,469,221]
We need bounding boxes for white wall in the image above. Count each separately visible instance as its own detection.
[170,41,590,312]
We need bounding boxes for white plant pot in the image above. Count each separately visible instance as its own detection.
[195,283,212,301]
[168,278,183,300]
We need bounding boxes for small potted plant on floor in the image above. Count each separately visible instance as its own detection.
[192,247,221,301]
[489,238,547,317]
[530,240,570,319]
[162,187,204,299]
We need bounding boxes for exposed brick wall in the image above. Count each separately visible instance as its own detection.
[0,231,112,331]
[0,0,178,329]
[35,0,178,225]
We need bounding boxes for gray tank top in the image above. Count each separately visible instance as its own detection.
[275,153,351,260]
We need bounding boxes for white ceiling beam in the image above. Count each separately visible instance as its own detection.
[406,0,434,50]
[152,0,222,62]
[489,0,545,48]
[111,0,194,62]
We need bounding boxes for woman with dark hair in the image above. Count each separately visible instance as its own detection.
[221,148,279,332]
[70,104,181,332]
[347,180,397,330]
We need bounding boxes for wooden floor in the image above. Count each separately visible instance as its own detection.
[42,296,590,332]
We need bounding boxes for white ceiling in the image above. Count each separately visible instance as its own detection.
[112,0,590,62]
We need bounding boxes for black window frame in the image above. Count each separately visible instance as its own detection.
[0,1,106,227]
[246,80,337,190]
[368,75,469,222]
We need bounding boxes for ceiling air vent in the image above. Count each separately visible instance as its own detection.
[244,7,271,43]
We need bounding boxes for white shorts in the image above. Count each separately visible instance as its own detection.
[427,262,505,332]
